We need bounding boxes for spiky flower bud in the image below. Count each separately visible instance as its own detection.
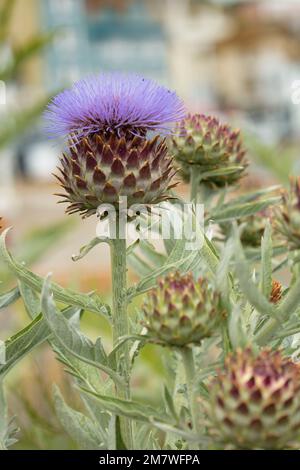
[171,114,248,187]
[45,72,185,217]
[143,272,224,347]
[273,177,300,250]
[208,348,300,449]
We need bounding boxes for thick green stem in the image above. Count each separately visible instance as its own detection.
[190,168,199,202]
[110,235,133,449]
[181,347,199,435]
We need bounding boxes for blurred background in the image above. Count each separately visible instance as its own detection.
[1,0,300,449]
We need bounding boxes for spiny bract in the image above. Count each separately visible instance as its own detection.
[171,113,248,187]
[208,348,300,449]
[143,272,224,347]
[55,134,176,217]
[220,210,269,248]
[46,73,185,216]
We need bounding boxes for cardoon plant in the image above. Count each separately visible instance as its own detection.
[2,74,300,452]
[45,72,185,446]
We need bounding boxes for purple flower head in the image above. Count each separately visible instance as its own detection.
[45,72,186,141]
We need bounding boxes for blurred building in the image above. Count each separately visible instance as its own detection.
[3,0,300,182]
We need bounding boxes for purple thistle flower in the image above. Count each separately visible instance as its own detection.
[45,72,186,141]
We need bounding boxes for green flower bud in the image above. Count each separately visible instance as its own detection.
[143,272,224,347]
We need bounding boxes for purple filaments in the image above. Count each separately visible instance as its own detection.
[45,72,186,141]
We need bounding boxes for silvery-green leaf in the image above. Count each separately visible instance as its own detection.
[134,424,161,450]
[108,334,147,369]
[136,241,165,268]
[0,286,20,309]
[148,419,199,443]
[128,252,154,278]
[0,380,17,449]
[210,196,281,223]
[18,281,40,318]
[231,185,280,204]
[129,232,218,299]
[261,222,272,298]
[199,165,245,181]
[53,385,103,450]
[228,304,249,349]
[244,244,287,263]
[256,278,300,344]
[107,416,127,450]
[0,380,8,450]
[0,305,80,379]
[277,277,300,322]
[41,277,123,387]
[128,249,196,298]
[80,387,171,424]
[0,228,110,317]
[163,385,178,421]
[216,236,235,299]
[72,236,110,262]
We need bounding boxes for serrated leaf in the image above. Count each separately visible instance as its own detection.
[108,334,147,369]
[129,232,218,299]
[255,278,300,345]
[277,277,300,321]
[200,165,245,181]
[53,385,103,450]
[0,228,110,317]
[72,236,110,262]
[163,385,178,421]
[128,204,222,299]
[216,236,235,298]
[228,304,249,349]
[149,419,199,443]
[0,286,20,309]
[0,305,80,379]
[137,241,166,267]
[18,281,41,318]
[41,276,123,387]
[0,380,8,450]
[128,249,196,297]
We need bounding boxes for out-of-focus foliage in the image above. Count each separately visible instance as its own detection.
[246,134,299,183]
[0,0,56,149]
